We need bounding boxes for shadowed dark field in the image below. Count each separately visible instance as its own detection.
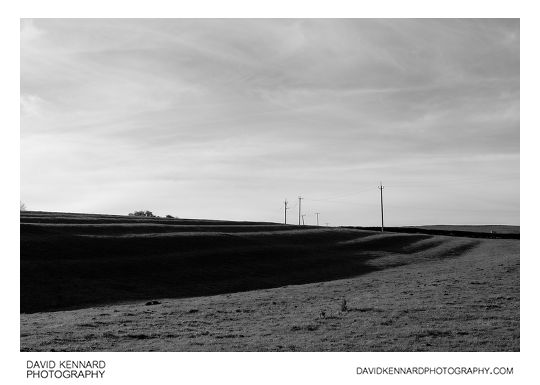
[21,211,486,313]
[20,211,519,351]
[350,225,520,239]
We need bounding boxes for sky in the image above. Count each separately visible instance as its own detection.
[20,19,520,226]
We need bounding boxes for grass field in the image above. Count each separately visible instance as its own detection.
[411,224,520,234]
[20,211,519,351]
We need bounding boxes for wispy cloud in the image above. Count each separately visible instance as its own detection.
[20,19,519,225]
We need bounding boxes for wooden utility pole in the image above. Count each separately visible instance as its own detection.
[298,196,303,225]
[378,182,384,232]
[315,212,320,226]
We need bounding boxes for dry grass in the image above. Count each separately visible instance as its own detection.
[20,211,519,351]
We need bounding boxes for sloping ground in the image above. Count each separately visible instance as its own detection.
[411,224,520,234]
[351,225,519,239]
[21,211,481,313]
[20,237,519,352]
[20,211,519,352]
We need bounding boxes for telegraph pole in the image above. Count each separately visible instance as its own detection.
[315,212,320,226]
[284,199,289,224]
[298,196,303,225]
[378,182,384,232]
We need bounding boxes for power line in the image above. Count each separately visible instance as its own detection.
[295,174,516,204]
[307,187,374,202]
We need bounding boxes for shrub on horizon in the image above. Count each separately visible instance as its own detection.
[129,210,156,217]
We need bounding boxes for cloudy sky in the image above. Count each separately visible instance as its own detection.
[21,19,519,226]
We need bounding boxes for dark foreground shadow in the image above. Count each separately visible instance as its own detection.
[20,217,479,313]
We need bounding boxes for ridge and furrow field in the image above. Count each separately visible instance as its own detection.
[20,211,519,351]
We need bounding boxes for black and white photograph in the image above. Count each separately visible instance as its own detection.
[19,17,521,355]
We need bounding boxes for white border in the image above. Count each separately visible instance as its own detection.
[4,1,537,384]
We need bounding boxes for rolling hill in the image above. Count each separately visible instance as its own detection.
[20,211,519,351]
